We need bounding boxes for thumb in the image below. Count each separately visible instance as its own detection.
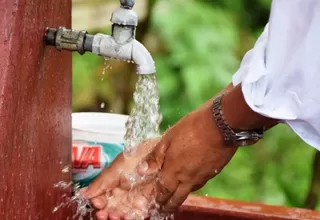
[137,140,170,177]
[81,159,121,199]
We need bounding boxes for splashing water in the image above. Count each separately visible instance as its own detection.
[124,74,162,156]
[122,74,175,220]
[53,181,94,220]
[53,69,168,219]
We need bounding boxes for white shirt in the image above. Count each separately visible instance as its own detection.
[232,0,320,151]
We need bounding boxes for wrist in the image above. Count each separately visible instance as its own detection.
[221,84,277,131]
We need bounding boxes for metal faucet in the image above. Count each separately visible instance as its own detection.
[44,0,155,75]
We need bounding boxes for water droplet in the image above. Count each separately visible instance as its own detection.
[52,182,94,217]
[62,166,70,173]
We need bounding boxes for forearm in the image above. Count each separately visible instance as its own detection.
[201,83,277,131]
[222,84,278,131]
[229,0,320,150]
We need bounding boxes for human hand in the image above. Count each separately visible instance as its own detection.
[80,139,160,220]
[82,98,239,218]
[82,83,275,218]
[133,99,239,213]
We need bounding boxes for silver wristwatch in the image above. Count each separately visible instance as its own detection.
[212,94,264,146]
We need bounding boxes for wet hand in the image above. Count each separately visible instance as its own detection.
[135,100,239,213]
[80,139,160,219]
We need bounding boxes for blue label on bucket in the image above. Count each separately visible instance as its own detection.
[72,141,123,187]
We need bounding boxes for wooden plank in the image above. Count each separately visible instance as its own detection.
[0,0,72,219]
[175,195,320,220]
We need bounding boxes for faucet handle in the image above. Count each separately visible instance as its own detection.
[120,0,135,9]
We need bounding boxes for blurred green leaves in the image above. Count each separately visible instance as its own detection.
[72,0,319,209]
[152,0,239,127]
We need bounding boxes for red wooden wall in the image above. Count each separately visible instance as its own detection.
[1,1,320,220]
[0,0,72,219]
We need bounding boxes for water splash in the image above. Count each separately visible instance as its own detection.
[62,166,70,173]
[124,74,162,156]
[53,181,94,220]
[54,73,166,219]
[53,165,94,219]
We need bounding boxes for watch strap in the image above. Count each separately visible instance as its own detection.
[212,94,264,146]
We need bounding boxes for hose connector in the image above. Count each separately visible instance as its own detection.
[45,27,93,55]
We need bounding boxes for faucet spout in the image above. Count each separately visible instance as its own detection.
[132,40,155,74]
[43,0,155,74]
[91,34,155,74]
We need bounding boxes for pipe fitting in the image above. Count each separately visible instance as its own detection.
[45,27,93,55]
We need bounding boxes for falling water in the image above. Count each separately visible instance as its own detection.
[53,63,168,220]
[124,74,162,156]
[121,74,176,220]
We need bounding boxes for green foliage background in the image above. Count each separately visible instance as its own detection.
[73,0,319,209]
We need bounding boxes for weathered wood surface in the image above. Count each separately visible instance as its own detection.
[0,0,72,219]
[175,195,320,220]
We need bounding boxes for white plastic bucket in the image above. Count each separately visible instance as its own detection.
[72,112,129,187]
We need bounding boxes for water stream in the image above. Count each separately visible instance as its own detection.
[124,74,162,156]
[53,60,171,219]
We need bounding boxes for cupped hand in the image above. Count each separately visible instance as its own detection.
[82,88,240,218]
[82,99,239,218]
[80,139,160,219]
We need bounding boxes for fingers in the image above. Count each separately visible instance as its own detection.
[119,138,164,189]
[94,186,149,220]
[124,209,147,220]
[82,166,120,199]
[84,137,164,199]
[82,154,125,199]
[137,140,170,177]
[96,209,109,220]
[107,211,122,220]
[155,169,179,206]
[162,184,191,213]
[91,195,108,209]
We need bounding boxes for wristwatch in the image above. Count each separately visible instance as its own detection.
[212,94,264,147]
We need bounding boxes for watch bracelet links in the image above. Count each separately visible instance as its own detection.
[212,94,264,146]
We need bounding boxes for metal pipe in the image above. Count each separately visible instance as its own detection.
[44,0,155,74]
[45,27,93,55]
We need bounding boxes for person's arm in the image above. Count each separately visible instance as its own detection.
[222,84,278,131]
[232,0,320,150]
[85,2,320,219]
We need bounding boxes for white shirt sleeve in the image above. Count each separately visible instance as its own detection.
[232,0,320,151]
